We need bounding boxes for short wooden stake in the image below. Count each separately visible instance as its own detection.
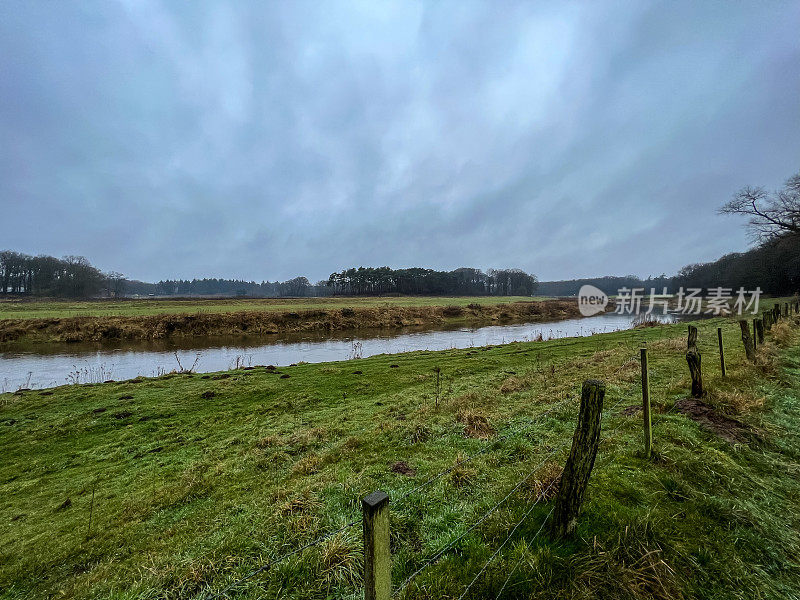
[739,319,755,362]
[551,379,604,538]
[686,325,703,398]
[752,319,757,350]
[641,347,652,459]
[785,303,790,318]
[717,327,726,377]
[362,491,391,600]
[755,319,764,345]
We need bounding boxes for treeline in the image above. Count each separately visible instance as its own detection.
[325,267,537,296]
[675,235,799,295]
[126,277,328,298]
[536,275,672,297]
[0,251,124,297]
[536,236,799,297]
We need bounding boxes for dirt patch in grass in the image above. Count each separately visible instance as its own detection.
[389,461,416,476]
[675,398,752,444]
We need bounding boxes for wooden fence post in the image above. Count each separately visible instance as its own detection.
[756,319,764,345]
[752,319,758,350]
[717,327,726,377]
[686,326,703,398]
[739,320,755,362]
[763,310,771,331]
[551,379,605,538]
[641,348,652,459]
[362,491,391,600]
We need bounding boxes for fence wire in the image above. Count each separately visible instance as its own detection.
[200,517,359,600]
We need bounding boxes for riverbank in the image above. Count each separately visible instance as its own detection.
[2,309,800,599]
[0,297,581,344]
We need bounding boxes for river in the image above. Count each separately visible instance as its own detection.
[0,312,676,391]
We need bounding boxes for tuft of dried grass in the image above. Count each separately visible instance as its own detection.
[770,321,795,347]
[457,409,496,439]
[522,461,562,501]
[708,389,765,414]
[649,337,685,352]
[279,490,321,515]
[571,526,681,600]
[448,453,477,487]
[500,376,530,394]
[292,454,323,476]
[319,532,362,589]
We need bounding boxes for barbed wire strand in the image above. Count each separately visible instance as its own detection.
[200,517,359,600]
[493,504,557,600]
[456,480,560,600]
[393,441,570,596]
[449,391,631,600]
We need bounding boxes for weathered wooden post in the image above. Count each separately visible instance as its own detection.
[551,379,604,538]
[755,318,764,345]
[752,319,758,350]
[785,303,790,318]
[686,326,703,398]
[717,327,726,377]
[640,347,652,459]
[739,320,755,362]
[362,491,390,600]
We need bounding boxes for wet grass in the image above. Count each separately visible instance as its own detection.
[1,304,800,599]
[0,296,543,320]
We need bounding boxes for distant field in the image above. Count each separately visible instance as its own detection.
[0,296,543,320]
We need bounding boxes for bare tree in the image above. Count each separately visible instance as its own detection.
[720,172,800,242]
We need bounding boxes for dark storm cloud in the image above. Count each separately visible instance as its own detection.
[1,0,798,282]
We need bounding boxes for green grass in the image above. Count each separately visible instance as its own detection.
[0,296,542,320]
[1,306,800,599]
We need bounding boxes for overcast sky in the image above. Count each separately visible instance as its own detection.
[1,1,798,283]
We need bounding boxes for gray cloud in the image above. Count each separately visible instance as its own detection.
[2,0,799,283]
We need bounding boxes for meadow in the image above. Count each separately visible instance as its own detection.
[0,296,543,320]
[0,297,574,344]
[2,303,800,599]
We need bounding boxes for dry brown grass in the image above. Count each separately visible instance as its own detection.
[448,453,477,487]
[649,337,685,352]
[279,490,321,516]
[499,375,530,394]
[319,532,362,589]
[457,409,496,439]
[292,454,323,476]
[522,461,562,501]
[0,299,584,343]
[707,388,766,414]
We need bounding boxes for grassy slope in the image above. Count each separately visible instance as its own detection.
[0,296,541,320]
[1,305,799,599]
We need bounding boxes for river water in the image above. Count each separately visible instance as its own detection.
[0,312,676,391]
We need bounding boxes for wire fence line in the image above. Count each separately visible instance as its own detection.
[395,384,638,599]
[200,517,360,600]
[198,377,640,600]
[393,440,572,596]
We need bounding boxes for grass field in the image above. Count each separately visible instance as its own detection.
[2,303,800,599]
[0,296,543,320]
